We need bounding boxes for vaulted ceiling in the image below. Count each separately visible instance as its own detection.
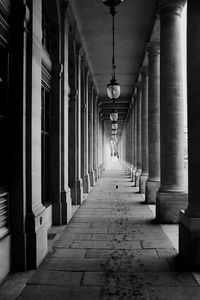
[69,0,160,138]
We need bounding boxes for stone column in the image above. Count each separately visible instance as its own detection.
[140,68,149,194]
[88,80,95,186]
[156,1,187,223]
[129,102,134,179]
[60,3,71,224]
[179,0,200,268]
[68,43,83,205]
[76,52,83,204]
[93,94,98,181]
[135,81,142,187]
[131,100,135,182]
[82,66,90,193]
[9,0,30,271]
[146,43,160,204]
[133,96,137,185]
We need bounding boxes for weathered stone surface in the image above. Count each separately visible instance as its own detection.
[18,286,100,300]
[28,270,83,286]
[10,160,198,299]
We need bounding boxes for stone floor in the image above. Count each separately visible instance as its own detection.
[1,158,200,299]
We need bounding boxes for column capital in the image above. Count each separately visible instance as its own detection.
[158,0,186,18]
[147,42,160,55]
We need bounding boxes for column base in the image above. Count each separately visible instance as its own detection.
[71,180,83,205]
[26,209,48,269]
[83,173,91,194]
[53,189,72,225]
[179,211,200,269]
[90,170,95,187]
[156,190,188,223]
[145,180,160,204]
[61,188,72,224]
[76,179,83,205]
[94,168,98,182]
[128,165,133,178]
[140,174,148,194]
[97,166,101,179]
[135,170,141,188]
[131,168,137,184]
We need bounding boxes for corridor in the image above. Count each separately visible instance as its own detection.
[12,158,200,300]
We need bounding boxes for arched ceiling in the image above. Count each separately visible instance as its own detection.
[69,0,160,138]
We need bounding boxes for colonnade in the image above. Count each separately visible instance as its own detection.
[0,0,111,281]
[120,0,200,268]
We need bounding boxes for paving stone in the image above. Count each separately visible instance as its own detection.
[28,270,83,286]
[86,249,123,259]
[148,287,200,300]
[40,258,103,271]
[71,240,142,250]
[63,228,108,234]
[122,249,158,260]
[142,240,173,249]
[52,249,86,258]
[119,271,198,287]
[119,257,170,272]
[91,234,123,241]
[156,248,177,259]
[82,272,102,285]
[18,285,100,300]
[67,222,92,228]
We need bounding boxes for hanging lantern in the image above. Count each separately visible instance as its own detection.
[107,79,120,100]
[110,109,118,121]
[112,122,118,130]
[102,0,123,99]
[112,129,117,135]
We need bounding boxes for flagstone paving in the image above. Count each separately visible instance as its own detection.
[8,160,200,298]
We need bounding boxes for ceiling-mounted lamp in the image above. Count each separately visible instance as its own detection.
[112,129,117,135]
[112,122,118,130]
[102,0,123,100]
[110,109,118,121]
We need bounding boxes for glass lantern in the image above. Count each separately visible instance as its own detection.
[112,129,117,135]
[112,122,118,130]
[110,110,118,121]
[107,79,120,99]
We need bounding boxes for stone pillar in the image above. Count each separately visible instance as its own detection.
[140,68,149,194]
[179,0,200,268]
[60,3,71,224]
[133,96,137,184]
[146,43,160,204]
[82,66,90,193]
[9,0,30,271]
[129,102,134,179]
[135,81,142,187]
[156,1,187,223]
[88,80,95,186]
[93,95,98,181]
[76,52,83,204]
[131,100,135,182]
[68,42,83,205]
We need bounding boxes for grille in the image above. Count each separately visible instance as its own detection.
[0,191,8,229]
